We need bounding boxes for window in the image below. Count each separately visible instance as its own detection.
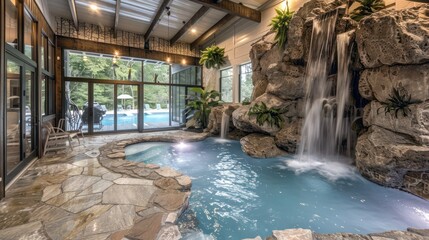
[41,77,46,116]
[24,9,36,60]
[48,42,55,73]
[220,68,233,102]
[239,63,253,102]
[65,50,142,81]
[41,75,55,116]
[5,0,19,49]
[171,65,202,86]
[41,35,49,70]
[144,62,170,83]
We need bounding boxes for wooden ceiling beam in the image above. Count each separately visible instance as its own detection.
[187,0,261,22]
[114,0,121,38]
[170,6,209,45]
[190,13,234,50]
[144,0,173,41]
[67,0,79,29]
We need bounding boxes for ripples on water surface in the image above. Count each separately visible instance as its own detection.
[125,138,429,240]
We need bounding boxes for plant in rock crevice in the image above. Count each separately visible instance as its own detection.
[350,0,385,21]
[199,45,226,69]
[377,86,419,118]
[248,102,286,128]
[185,87,222,129]
[269,3,294,50]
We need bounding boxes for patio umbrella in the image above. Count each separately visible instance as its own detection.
[117,94,134,110]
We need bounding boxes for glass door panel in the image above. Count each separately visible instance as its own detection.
[144,84,171,129]
[65,81,88,133]
[117,85,138,130]
[24,69,35,157]
[171,86,187,126]
[94,84,113,132]
[6,60,21,173]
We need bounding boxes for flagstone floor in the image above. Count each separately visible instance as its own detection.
[0,131,207,240]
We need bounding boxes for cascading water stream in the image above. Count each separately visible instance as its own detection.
[298,10,355,161]
[220,112,230,139]
[298,10,339,159]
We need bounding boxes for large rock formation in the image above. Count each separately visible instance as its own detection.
[240,134,286,158]
[355,4,429,199]
[356,5,429,68]
[206,104,241,136]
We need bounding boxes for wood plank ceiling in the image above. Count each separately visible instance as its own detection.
[46,0,268,49]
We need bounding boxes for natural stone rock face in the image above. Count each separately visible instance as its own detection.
[359,64,429,102]
[206,104,241,136]
[251,71,269,100]
[240,134,286,158]
[363,101,429,144]
[233,94,304,135]
[275,119,303,153]
[265,65,305,100]
[272,228,313,240]
[355,126,429,190]
[356,5,429,68]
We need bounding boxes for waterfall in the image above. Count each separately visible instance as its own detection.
[220,112,230,139]
[299,9,356,160]
[298,10,339,158]
[336,30,355,157]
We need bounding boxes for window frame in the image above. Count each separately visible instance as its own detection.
[238,62,253,103]
[219,67,233,103]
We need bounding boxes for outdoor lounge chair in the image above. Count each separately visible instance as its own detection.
[58,118,84,145]
[43,122,74,155]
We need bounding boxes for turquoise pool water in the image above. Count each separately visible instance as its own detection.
[102,112,170,126]
[125,138,429,239]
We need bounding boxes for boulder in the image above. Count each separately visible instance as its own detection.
[240,133,286,158]
[275,119,303,153]
[265,65,305,100]
[355,126,429,188]
[206,104,241,136]
[359,63,429,102]
[363,101,429,144]
[232,94,304,135]
[260,45,281,75]
[356,5,429,68]
[251,71,268,100]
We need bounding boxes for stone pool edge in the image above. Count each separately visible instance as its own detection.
[98,132,209,240]
[99,132,429,240]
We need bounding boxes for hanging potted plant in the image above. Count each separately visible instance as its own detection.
[199,45,226,69]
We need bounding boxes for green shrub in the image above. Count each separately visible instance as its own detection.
[185,87,222,128]
[248,102,286,128]
[350,0,385,21]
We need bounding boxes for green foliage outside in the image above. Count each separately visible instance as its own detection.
[377,87,419,118]
[270,4,294,50]
[185,87,222,128]
[248,102,286,128]
[199,45,226,69]
[66,53,172,111]
[350,0,385,21]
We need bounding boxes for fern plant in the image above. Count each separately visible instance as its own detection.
[377,87,417,118]
[199,45,226,69]
[350,0,385,21]
[269,4,294,50]
[248,102,286,128]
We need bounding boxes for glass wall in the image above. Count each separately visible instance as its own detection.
[6,60,21,173]
[63,50,202,132]
[239,63,253,102]
[220,67,233,102]
[5,0,18,49]
[24,10,35,60]
[65,82,88,133]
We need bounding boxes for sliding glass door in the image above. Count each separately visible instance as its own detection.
[5,57,37,180]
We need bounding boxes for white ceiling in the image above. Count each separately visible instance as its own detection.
[45,0,270,43]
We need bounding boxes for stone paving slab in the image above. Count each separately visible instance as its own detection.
[0,130,208,240]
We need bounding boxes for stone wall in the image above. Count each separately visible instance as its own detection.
[355,5,429,198]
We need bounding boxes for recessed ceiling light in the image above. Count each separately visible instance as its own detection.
[191,28,197,33]
[90,4,98,11]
